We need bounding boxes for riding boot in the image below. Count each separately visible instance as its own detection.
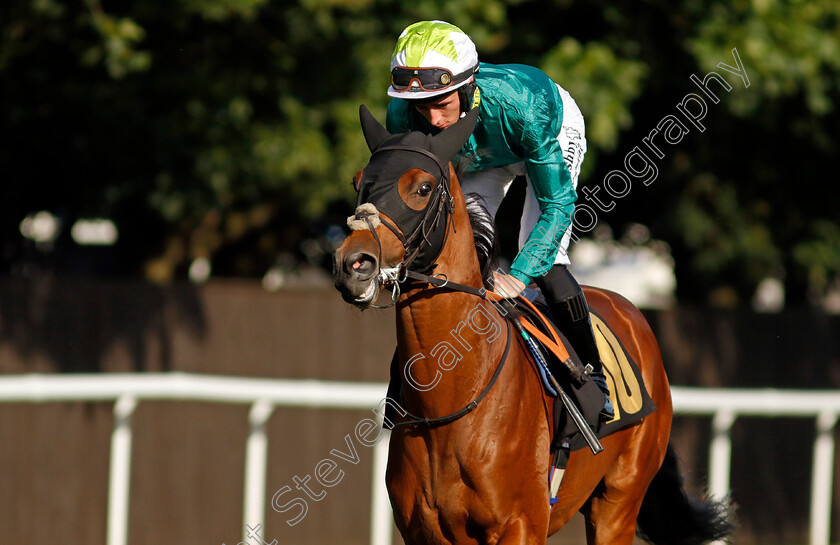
[558,295,615,420]
[382,348,401,429]
[535,266,615,421]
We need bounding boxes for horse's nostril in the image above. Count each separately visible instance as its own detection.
[346,252,377,278]
[353,256,375,275]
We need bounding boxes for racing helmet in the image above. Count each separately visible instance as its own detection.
[388,20,479,100]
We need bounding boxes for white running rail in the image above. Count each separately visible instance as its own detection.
[0,373,837,545]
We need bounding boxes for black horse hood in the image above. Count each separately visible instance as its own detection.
[354,106,479,273]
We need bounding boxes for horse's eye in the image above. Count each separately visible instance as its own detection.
[417,183,432,197]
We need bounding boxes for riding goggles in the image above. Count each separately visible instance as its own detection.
[390,65,477,93]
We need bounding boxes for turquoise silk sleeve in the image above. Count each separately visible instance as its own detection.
[508,130,576,285]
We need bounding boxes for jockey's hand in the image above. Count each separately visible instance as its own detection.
[492,272,526,299]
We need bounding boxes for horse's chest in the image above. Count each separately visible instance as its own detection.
[390,451,503,534]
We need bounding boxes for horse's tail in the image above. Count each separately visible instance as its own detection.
[636,443,735,545]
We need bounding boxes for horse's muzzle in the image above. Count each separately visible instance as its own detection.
[333,250,381,307]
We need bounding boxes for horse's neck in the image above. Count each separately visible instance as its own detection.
[395,205,507,416]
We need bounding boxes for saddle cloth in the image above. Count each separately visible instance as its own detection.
[514,296,657,452]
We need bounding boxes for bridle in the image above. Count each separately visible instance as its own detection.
[371,145,453,269]
[350,142,460,308]
[351,139,501,308]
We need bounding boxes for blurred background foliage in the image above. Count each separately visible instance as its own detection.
[2,0,839,307]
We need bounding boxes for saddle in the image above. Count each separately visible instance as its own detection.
[509,290,657,452]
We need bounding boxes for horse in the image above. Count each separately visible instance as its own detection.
[333,105,732,545]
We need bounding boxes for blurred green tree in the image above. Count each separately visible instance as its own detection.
[2,0,838,307]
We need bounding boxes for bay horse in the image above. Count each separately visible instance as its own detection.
[333,106,732,545]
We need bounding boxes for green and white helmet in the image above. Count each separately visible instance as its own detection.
[388,20,479,100]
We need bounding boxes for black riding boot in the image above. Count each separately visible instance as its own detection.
[535,266,615,421]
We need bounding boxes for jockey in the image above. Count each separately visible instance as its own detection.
[385,20,614,420]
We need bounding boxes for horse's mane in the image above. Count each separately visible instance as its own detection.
[463,192,499,289]
[452,156,499,288]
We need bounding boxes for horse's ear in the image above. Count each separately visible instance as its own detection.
[431,107,479,161]
[359,105,391,152]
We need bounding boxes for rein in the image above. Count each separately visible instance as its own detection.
[393,320,511,428]
[378,264,514,429]
[375,263,489,301]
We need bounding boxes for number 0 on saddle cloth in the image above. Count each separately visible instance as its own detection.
[516,297,657,452]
